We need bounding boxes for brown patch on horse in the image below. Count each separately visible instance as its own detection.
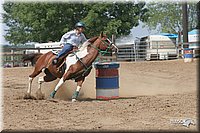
[88,36,98,43]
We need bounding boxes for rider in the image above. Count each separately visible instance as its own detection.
[52,21,87,65]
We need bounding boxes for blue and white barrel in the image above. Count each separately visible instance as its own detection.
[184,48,193,62]
[94,62,120,100]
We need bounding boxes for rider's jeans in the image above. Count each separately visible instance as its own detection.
[56,43,73,59]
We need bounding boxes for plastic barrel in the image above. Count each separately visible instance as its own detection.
[184,48,193,62]
[94,62,120,100]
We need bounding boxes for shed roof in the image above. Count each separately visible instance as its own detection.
[188,29,200,35]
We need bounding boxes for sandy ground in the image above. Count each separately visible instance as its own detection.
[2,59,199,132]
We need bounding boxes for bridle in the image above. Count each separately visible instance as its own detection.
[89,37,114,56]
[74,36,117,79]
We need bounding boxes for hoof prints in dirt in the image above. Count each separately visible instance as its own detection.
[23,93,37,100]
[4,83,27,90]
[22,92,46,100]
[35,91,45,100]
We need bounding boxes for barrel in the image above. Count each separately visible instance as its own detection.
[94,62,120,100]
[184,48,193,62]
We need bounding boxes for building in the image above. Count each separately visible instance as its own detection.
[136,33,178,60]
[188,29,200,57]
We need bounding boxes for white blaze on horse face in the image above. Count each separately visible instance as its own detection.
[64,41,90,73]
[106,38,112,44]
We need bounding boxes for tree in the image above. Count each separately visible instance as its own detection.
[3,2,88,44]
[197,1,200,28]
[3,2,149,45]
[83,2,149,38]
[144,2,199,34]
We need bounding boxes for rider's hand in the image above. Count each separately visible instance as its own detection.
[73,46,78,51]
[60,43,64,48]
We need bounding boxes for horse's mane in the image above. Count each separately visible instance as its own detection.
[88,36,98,43]
[78,36,98,52]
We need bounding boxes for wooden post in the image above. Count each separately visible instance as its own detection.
[112,34,116,60]
[37,48,40,53]
[11,49,14,67]
[112,34,116,45]
[182,2,188,48]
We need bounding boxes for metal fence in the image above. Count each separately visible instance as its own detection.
[1,41,199,67]
[1,47,117,67]
[116,41,199,62]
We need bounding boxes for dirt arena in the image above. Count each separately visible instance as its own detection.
[2,59,199,132]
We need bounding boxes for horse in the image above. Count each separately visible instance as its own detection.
[24,32,115,102]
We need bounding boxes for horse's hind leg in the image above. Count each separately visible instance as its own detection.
[24,64,45,99]
[36,73,57,100]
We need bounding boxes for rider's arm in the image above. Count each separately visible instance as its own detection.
[81,33,87,44]
[59,31,72,45]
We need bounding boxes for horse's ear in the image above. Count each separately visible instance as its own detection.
[100,31,103,38]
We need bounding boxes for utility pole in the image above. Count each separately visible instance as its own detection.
[197,1,200,29]
[182,2,188,48]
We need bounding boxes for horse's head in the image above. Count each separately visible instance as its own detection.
[97,32,119,55]
[97,32,112,51]
[88,32,118,54]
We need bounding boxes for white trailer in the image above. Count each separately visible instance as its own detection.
[188,29,200,57]
[141,35,178,60]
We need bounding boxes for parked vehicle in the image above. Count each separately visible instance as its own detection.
[139,34,178,60]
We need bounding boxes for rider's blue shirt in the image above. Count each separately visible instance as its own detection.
[60,30,87,47]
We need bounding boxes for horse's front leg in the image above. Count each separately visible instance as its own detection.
[72,78,85,102]
[50,77,65,98]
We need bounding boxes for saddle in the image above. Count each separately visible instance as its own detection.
[51,47,79,73]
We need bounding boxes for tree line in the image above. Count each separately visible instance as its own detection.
[2,1,199,45]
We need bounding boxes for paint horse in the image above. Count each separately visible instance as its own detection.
[24,32,114,102]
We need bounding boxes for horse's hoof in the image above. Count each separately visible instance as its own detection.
[72,99,77,102]
[50,91,56,99]
[47,97,54,100]
[23,93,36,100]
[36,91,45,100]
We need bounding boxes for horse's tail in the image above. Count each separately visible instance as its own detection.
[22,53,43,66]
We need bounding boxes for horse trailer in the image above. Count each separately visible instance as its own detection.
[137,34,178,60]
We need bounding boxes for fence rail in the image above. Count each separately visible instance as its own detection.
[1,41,199,67]
[116,41,199,61]
[2,47,64,67]
[1,47,115,67]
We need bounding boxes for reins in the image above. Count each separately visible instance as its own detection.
[71,37,112,80]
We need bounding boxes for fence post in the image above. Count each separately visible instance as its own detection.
[11,49,14,67]
[37,48,40,53]
[133,43,136,62]
[156,41,159,60]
